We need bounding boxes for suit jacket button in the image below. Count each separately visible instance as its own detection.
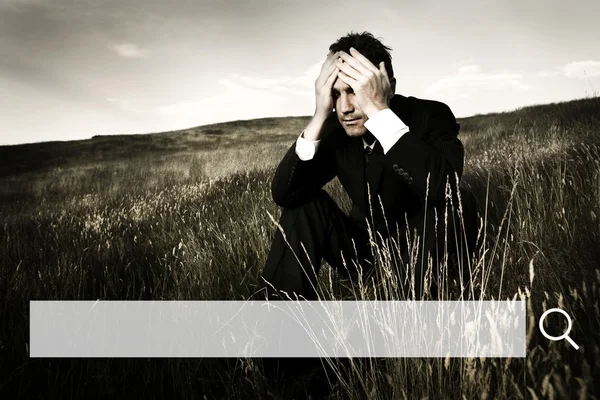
[408,177,413,184]
[398,168,404,174]
[392,164,399,172]
[403,172,409,179]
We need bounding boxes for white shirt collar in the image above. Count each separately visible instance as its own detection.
[362,137,377,150]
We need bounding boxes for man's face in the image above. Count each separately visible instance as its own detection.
[332,78,367,137]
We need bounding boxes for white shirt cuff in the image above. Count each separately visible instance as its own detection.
[364,108,410,154]
[295,131,321,161]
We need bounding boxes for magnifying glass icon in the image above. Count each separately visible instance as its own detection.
[539,308,579,350]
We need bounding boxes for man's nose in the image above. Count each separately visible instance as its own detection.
[339,93,354,114]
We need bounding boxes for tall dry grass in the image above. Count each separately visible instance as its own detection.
[0,97,599,398]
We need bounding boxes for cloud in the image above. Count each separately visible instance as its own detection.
[425,64,530,98]
[0,0,47,10]
[106,97,142,113]
[224,61,321,97]
[155,79,288,126]
[450,58,477,69]
[537,70,561,78]
[109,43,148,58]
[538,60,600,79]
[154,61,323,127]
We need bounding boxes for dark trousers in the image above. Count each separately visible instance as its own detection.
[257,190,478,397]
[259,189,478,301]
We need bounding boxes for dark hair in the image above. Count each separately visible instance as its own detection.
[328,31,394,79]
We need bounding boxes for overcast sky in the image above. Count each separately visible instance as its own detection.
[1,0,599,145]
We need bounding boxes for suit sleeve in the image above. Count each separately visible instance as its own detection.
[382,102,464,206]
[271,113,339,208]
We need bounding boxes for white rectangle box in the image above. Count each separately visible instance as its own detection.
[30,300,526,358]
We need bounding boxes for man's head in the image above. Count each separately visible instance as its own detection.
[328,31,396,137]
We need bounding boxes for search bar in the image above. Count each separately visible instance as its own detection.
[30,300,526,358]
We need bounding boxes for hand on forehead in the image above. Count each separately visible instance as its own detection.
[337,48,379,71]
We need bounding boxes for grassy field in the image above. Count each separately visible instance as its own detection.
[1,97,599,399]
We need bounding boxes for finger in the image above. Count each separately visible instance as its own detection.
[335,58,363,81]
[348,47,379,73]
[320,51,338,70]
[326,51,341,63]
[336,71,357,87]
[321,53,337,72]
[325,65,339,83]
[379,61,390,80]
[316,54,339,85]
[338,51,374,76]
[324,67,339,88]
[322,57,338,76]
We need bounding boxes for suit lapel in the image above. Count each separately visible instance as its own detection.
[366,141,384,203]
[365,95,415,202]
[347,137,368,212]
[337,95,417,215]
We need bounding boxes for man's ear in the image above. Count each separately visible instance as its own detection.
[388,77,397,101]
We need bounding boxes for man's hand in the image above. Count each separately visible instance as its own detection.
[313,51,340,121]
[335,47,393,118]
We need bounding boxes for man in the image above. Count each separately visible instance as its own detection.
[257,31,479,398]
[260,31,478,302]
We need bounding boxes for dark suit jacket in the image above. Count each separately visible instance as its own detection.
[271,94,465,235]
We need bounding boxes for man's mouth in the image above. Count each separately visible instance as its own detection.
[343,118,360,125]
